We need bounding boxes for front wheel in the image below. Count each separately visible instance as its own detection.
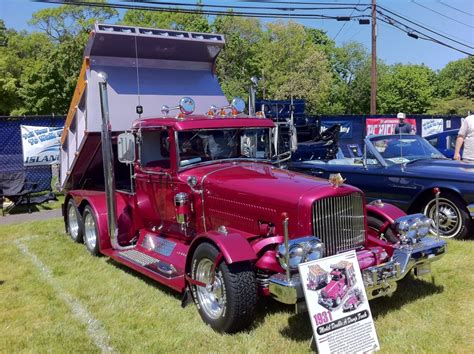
[82,205,100,256]
[191,243,257,333]
[423,193,471,239]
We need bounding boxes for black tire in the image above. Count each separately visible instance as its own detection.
[422,192,472,239]
[367,215,399,244]
[82,205,100,256]
[191,243,257,333]
[66,199,83,243]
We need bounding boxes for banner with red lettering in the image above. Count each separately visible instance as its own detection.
[366,118,416,136]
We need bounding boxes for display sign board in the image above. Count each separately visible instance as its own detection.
[299,251,379,354]
[21,125,63,166]
[366,118,417,135]
[421,119,443,137]
[321,120,353,139]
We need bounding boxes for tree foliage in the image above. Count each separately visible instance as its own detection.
[0,5,472,116]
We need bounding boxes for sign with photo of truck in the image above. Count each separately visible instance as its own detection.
[299,251,380,353]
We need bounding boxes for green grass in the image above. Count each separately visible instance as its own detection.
[1,219,473,352]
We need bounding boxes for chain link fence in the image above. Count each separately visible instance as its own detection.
[0,115,66,193]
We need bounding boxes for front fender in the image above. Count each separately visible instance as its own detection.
[366,202,406,224]
[186,229,257,274]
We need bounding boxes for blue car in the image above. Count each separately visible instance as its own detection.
[289,134,474,239]
[425,129,460,159]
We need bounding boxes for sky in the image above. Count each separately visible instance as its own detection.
[0,0,473,70]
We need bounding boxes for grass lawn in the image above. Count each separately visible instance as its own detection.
[1,218,473,352]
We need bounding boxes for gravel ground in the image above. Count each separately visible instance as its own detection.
[0,209,62,226]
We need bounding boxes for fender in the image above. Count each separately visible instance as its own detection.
[66,190,132,252]
[186,229,257,274]
[366,202,406,224]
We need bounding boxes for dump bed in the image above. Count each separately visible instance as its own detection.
[60,24,228,190]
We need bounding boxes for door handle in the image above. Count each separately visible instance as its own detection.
[311,169,325,176]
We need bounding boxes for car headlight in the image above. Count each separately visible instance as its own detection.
[277,236,325,271]
[394,213,433,242]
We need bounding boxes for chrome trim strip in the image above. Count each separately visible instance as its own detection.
[467,203,474,218]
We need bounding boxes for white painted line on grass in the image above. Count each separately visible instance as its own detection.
[16,240,114,353]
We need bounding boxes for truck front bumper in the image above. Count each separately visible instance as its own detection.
[268,236,446,305]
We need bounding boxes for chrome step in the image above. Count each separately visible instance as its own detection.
[118,249,178,278]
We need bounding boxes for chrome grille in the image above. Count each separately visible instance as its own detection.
[312,193,365,256]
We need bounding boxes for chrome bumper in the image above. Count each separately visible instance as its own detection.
[467,203,474,218]
[268,237,446,305]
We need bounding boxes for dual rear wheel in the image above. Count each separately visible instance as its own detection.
[66,200,100,256]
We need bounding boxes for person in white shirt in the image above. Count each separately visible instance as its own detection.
[454,114,474,162]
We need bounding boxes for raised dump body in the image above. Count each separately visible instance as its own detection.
[60,23,228,190]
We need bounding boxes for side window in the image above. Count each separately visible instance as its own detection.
[365,147,381,166]
[140,129,171,169]
[447,135,456,150]
[427,137,438,147]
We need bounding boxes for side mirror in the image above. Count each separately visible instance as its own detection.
[231,97,246,114]
[117,132,135,164]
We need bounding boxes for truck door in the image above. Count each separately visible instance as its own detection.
[135,128,173,231]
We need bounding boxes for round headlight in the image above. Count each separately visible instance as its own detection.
[277,236,325,271]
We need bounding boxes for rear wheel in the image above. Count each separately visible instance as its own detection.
[83,205,100,256]
[367,216,399,244]
[422,193,471,239]
[191,243,257,333]
[66,199,83,243]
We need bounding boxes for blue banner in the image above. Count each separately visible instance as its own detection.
[321,120,353,139]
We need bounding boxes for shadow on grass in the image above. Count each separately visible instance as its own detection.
[261,273,445,342]
[369,274,444,319]
[105,258,181,300]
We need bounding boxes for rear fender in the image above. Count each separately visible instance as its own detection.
[185,229,257,274]
[66,191,132,252]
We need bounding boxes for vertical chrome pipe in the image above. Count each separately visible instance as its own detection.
[434,188,441,238]
[282,213,291,283]
[98,72,121,250]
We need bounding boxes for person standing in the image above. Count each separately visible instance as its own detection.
[454,114,474,162]
[394,112,414,134]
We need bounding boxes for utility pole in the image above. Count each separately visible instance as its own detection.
[370,0,377,114]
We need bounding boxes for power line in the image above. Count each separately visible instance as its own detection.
[334,0,361,40]
[130,0,369,12]
[437,0,474,18]
[35,1,370,20]
[377,6,474,50]
[377,16,473,56]
[411,0,474,29]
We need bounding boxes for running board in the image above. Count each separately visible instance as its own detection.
[117,249,179,278]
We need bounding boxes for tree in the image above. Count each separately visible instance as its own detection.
[121,8,210,32]
[12,4,117,115]
[378,64,436,114]
[212,14,263,100]
[256,21,333,115]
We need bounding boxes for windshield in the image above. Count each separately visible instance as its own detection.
[369,135,445,165]
[177,128,271,167]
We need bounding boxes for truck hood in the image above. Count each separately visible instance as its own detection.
[322,281,339,297]
[180,161,362,237]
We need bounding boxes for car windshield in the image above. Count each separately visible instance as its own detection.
[177,128,271,167]
[368,135,446,165]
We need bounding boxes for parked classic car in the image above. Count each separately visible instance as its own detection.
[290,134,474,239]
[425,129,460,158]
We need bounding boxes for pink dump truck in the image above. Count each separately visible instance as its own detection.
[60,24,446,333]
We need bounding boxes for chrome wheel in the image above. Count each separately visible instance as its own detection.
[84,212,97,250]
[195,258,225,320]
[66,199,83,242]
[424,197,462,238]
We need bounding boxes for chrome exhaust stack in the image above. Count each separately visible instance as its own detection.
[98,72,129,250]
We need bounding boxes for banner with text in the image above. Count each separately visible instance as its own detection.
[21,125,63,166]
[299,251,379,354]
[421,118,443,137]
[366,118,417,136]
[321,120,353,139]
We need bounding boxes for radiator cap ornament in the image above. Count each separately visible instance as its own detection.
[328,173,345,188]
